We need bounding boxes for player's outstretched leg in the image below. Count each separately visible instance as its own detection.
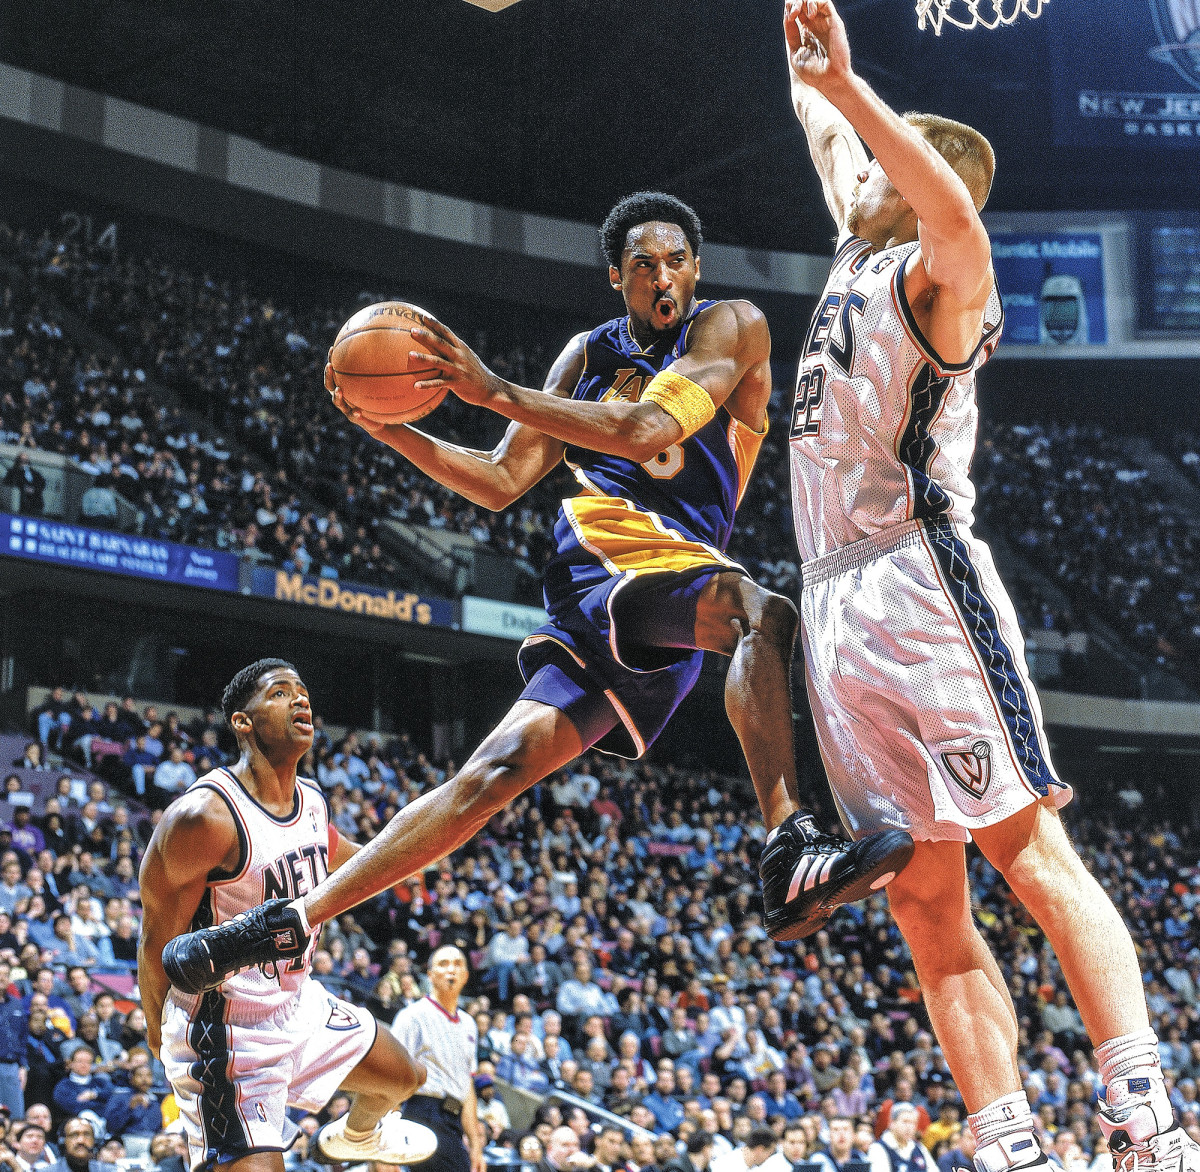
[975,802,1200,1172]
[693,572,914,940]
[161,701,590,994]
[317,1027,437,1166]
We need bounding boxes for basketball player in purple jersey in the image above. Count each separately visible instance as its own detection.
[160,193,914,987]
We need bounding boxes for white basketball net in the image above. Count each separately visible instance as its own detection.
[916,0,1047,34]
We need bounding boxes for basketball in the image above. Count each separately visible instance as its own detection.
[329,301,448,425]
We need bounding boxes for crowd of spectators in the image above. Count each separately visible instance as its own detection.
[0,219,569,583]
[974,422,1200,689]
[29,687,233,806]
[3,682,1199,1172]
[0,259,407,587]
[4,212,1200,694]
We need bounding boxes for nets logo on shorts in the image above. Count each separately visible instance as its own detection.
[941,740,992,798]
[326,1000,361,1032]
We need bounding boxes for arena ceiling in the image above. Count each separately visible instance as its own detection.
[1,0,1194,254]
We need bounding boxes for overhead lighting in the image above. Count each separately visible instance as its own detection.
[461,0,524,9]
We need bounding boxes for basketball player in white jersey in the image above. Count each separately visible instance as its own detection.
[139,658,437,1172]
[783,4,1200,1172]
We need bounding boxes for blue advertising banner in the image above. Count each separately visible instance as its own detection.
[2,513,239,590]
[251,566,459,629]
[991,233,1107,346]
[1051,4,1200,148]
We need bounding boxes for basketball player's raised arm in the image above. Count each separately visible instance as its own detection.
[137,791,240,1057]
[326,337,581,512]
[783,0,868,233]
[407,302,767,455]
[788,0,992,306]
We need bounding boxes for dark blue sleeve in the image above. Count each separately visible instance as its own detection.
[102,1090,132,1136]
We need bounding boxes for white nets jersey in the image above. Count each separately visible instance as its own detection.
[788,233,1003,562]
[179,767,331,1021]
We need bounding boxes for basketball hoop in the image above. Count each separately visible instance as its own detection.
[916,0,1047,34]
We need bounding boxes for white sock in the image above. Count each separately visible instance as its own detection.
[1095,1030,1173,1144]
[1095,1029,1162,1088]
[287,898,313,935]
[970,1093,1042,1172]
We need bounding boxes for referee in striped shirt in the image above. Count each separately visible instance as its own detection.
[392,946,485,1172]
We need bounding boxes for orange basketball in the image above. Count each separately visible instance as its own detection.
[330,302,448,425]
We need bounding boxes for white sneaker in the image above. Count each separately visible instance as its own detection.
[1106,1126,1200,1172]
[317,1113,439,1165]
[1098,1078,1200,1172]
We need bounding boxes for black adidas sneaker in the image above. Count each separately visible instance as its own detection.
[760,812,915,940]
[162,899,310,995]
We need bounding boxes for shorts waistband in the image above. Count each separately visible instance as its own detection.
[801,518,928,588]
[169,985,301,1027]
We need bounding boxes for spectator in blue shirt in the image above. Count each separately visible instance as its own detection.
[0,860,32,916]
[494,1033,549,1094]
[0,973,28,1117]
[52,1047,112,1127]
[641,1064,685,1134]
[25,897,61,952]
[101,1064,162,1149]
[754,1070,805,1122]
[47,917,100,971]
[121,738,159,798]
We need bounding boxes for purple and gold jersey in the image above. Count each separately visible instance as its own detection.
[542,299,767,608]
[517,299,768,760]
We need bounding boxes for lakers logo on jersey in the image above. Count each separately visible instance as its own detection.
[564,300,765,551]
[602,369,651,403]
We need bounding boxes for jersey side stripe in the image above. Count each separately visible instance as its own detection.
[897,364,955,521]
[920,520,1063,796]
[190,990,248,1165]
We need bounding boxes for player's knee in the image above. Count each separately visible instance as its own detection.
[754,589,799,650]
[888,875,969,947]
[997,838,1068,914]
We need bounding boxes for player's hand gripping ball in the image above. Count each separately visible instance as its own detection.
[327,302,448,425]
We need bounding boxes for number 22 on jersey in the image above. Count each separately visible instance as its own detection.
[792,290,867,439]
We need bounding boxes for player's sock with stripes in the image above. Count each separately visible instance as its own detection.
[970,1092,1045,1172]
[1095,1030,1173,1147]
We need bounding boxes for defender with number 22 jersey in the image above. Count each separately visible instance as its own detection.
[789,228,1070,843]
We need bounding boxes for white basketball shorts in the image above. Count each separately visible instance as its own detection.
[800,517,1072,843]
[163,977,378,1171]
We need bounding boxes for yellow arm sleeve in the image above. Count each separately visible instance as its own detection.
[641,369,717,440]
